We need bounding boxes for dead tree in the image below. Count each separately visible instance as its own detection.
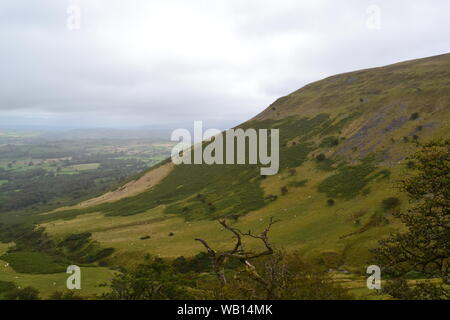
[195,217,280,298]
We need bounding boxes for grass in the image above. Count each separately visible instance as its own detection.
[0,250,70,274]
[0,243,116,299]
[0,242,114,299]
[0,259,116,299]
[41,161,408,271]
[288,179,309,188]
[0,280,17,299]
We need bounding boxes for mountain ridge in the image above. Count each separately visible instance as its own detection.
[30,53,450,269]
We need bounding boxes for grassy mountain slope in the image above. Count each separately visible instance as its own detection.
[38,53,450,270]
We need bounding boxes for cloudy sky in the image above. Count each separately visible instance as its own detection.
[0,0,449,129]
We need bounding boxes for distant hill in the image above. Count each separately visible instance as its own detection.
[37,53,450,269]
[0,127,173,143]
[38,127,173,141]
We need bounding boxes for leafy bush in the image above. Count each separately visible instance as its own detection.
[172,253,212,274]
[320,136,340,148]
[83,248,115,263]
[406,160,415,168]
[316,158,336,171]
[376,169,391,179]
[103,258,195,300]
[280,143,314,169]
[317,158,378,199]
[58,232,92,251]
[264,194,278,202]
[0,280,17,299]
[316,153,326,161]
[49,290,85,300]
[381,197,401,211]
[410,112,419,120]
[5,286,41,300]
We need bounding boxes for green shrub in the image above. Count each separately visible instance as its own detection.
[49,290,85,300]
[5,286,40,300]
[410,112,419,120]
[264,194,278,202]
[316,153,326,161]
[381,197,401,211]
[316,158,336,171]
[172,253,212,274]
[373,169,391,180]
[83,248,115,263]
[58,232,92,251]
[317,158,378,199]
[406,160,415,168]
[103,258,195,300]
[346,212,389,236]
[0,280,17,298]
[320,136,340,148]
[280,143,314,169]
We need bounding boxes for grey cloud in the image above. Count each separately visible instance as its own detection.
[0,0,449,129]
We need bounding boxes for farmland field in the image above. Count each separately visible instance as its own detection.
[0,136,174,217]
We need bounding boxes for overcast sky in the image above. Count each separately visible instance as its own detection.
[0,0,449,130]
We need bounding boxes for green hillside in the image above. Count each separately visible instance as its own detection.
[5,53,450,275]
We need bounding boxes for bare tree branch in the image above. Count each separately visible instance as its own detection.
[195,238,216,256]
[194,216,280,296]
